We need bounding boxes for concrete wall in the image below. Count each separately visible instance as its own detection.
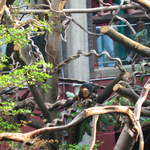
[66,0,90,81]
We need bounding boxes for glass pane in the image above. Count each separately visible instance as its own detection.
[96,22,150,67]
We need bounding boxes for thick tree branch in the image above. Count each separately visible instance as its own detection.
[29,85,52,122]
[135,0,150,9]
[133,79,150,150]
[113,83,150,106]
[114,79,150,150]
[0,106,140,144]
[134,79,150,119]
[100,26,150,57]
[0,0,7,21]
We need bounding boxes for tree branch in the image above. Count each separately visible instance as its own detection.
[113,83,150,106]
[134,79,150,119]
[0,0,7,21]
[135,0,150,9]
[15,3,140,14]
[90,115,99,150]
[114,79,150,150]
[0,106,140,144]
[100,26,150,57]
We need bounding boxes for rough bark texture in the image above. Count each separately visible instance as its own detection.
[44,0,67,104]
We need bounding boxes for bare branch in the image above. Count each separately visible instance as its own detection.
[66,16,102,36]
[90,115,99,150]
[135,0,150,9]
[109,0,125,25]
[133,79,150,150]
[15,3,140,14]
[0,106,140,144]
[115,79,150,150]
[53,50,126,73]
[115,15,136,34]
[113,82,150,106]
[100,26,150,56]
[134,79,150,119]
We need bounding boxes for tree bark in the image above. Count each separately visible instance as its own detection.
[44,0,67,104]
[43,1,68,149]
[114,79,150,150]
[100,26,150,57]
[114,125,136,150]
[113,83,150,106]
[0,106,139,143]
[0,0,7,21]
[136,0,150,9]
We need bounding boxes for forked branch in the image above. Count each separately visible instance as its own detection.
[0,106,140,144]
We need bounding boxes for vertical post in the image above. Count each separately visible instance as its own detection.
[66,0,90,81]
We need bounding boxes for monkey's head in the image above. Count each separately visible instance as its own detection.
[78,83,98,99]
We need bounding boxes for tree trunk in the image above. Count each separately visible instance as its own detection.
[114,125,135,150]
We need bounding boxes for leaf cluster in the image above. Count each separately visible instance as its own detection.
[0,61,53,90]
[60,144,90,150]
[0,25,30,48]
[0,18,51,48]
[0,101,31,132]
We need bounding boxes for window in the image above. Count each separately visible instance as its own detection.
[95,22,150,67]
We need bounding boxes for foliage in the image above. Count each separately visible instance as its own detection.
[13,0,30,6]
[104,97,131,106]
[59,144,90,150]
[0,60,53,91]
[0,17,51,48]
[140,117,150,125]
[134,28,150,46]
[0,54,9,70]
[0,117,20,132]
[98,97,131,131]
[0,101,31,132]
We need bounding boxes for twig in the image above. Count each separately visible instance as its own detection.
[53,50,126,73]
[109,0,125,25]
[115,15,136,34]
[66,16,102,36]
